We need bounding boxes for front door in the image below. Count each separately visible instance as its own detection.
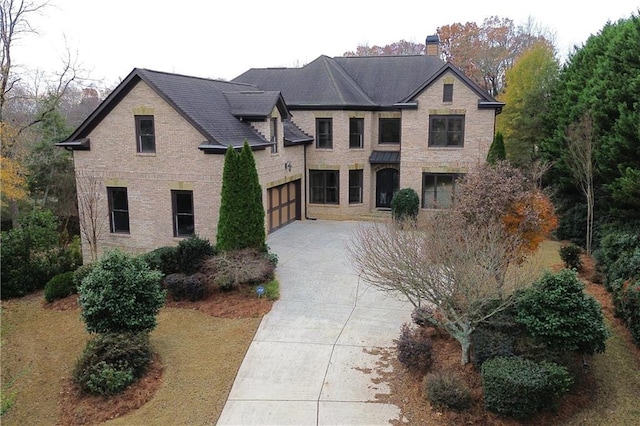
[376,168,399,208]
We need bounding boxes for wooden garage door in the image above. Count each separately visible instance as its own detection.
[267,180,301,233]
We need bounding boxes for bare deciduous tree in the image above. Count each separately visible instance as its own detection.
[565,113,595,255]
[76,172,107,262]
[347,214,533,364]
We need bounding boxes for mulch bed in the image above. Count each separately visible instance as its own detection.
[50,284,273,425]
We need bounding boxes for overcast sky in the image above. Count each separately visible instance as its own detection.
[11,0,639,87]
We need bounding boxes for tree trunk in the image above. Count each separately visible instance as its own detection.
[586,182,594,256]
[453,324,473,365]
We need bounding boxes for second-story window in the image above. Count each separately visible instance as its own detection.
[379,118,400,144]
[349,118,364,148]
[135,115,156,153]
[316,118,333,149]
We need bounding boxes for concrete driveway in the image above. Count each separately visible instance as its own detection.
[217,220,413,425]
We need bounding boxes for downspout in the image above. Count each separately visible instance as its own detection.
[304,143,316,220]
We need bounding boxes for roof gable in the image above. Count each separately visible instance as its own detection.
[63,68,277,148]
[234,54,502,110]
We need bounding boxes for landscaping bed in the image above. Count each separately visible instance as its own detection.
[1,288,267,425]
[372,250,640,425]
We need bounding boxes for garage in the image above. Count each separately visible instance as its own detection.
[267,180,301,233]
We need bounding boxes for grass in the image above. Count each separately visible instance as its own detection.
[0,293,261,425]
[1,240,638,425]
[263,279,280,301]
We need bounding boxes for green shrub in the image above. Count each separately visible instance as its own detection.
[482,356,572,419]
[594,230,638,281]
[471,328,515,368]
[177,235,215,274]
[164,273,187,300]
[391,188,420,223]
[183,273,206,301]
[397,323,433,373]
[265,249,279,267]
[424,370,471,411]
[612,279,640,345]
[607,247,640,288]
[44,271,76,302]
[73,332,151,395]
[516,269,609,355]
[78,249,165,334]
[0,209,60,298]
[73,263,96,289]
[57,234,83,273]
[141,246,179,276]
[559,244,583,271]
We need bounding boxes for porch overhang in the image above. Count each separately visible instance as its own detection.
[369,150,400,164]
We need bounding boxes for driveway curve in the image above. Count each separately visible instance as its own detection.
[217,220,412,425]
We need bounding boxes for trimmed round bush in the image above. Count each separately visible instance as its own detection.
[183,273,206,301]
[177,235,215,274]
[482,356,572,419]
[78,249,165,334]
[73,332,152,395]
[391,188,420,223]
[44,271,76,302]
[397,323,433,373]
[516,269,609,355]
[164,273,187,300]
[559,244,583,271]
[424,370,472,411]
[470,327,515,368]
[73,263,96,289]
[141,246,179,276]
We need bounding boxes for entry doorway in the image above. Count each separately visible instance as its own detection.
[375,168,399,208]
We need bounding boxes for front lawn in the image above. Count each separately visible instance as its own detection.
[1,291,262,425]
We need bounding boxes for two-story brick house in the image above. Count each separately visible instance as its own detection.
[59,38,503,261]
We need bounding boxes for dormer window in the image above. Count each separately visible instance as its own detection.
[135,115,155,153]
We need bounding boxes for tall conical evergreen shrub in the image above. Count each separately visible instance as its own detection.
[216,141,266,251]
[487,132,507,164]
[239,141,266,250]
[216,145,242,251]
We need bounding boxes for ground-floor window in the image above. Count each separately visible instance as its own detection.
[107,187,130,233]
[422,173,460,209]
[172,190,194,237]
[310,170,339,204]
[349,169,363,204]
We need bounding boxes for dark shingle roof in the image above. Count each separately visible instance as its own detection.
[62,69,292,150]
[234,54,502,109]
[223,90,288,119]
[283,119,313,146]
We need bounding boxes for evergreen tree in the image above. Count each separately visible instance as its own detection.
[216,141,266,251]
[540,13,640,241]
[238,141,266,251]
[487,132,507,164]
[216,146,242,251]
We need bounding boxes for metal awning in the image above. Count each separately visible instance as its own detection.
[369,150,400,164]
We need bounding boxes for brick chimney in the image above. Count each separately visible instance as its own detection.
[426,34,440,56]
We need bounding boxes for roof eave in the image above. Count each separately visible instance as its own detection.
[55,138,91,150]
[284,138,313,147]
[198,141,270,154]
